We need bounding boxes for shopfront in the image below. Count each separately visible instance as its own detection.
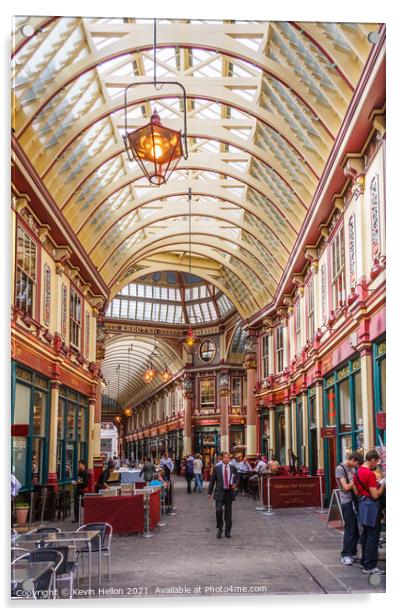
[295,396,305,467]
[194,424,220,465]
[373,337,386,445]
[323,357,364,500]
[57,386,89,483]
[307,388,318,476]
[229,424,245,450]
[11,363,50,490]
[275,405,286,465]
[259,408,270,457]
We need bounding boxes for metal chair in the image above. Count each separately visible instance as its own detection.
[43,543,79,599]
[77,522,113,581]
[12,548,63,598]
[30,527,61,535]
[11,547,30,563]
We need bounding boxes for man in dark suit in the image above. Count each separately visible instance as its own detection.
[208,451,237,538]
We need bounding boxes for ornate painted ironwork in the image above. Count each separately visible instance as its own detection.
[321,264,327,321]
[61,283,67,339]
[43,263,51,325]
[370,174,380,259]
[348,214,356,287]
[85,310,90,358]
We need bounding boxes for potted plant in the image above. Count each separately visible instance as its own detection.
[14,497,30,526]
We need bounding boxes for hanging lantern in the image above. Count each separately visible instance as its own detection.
[115,416,121,423]
[123,19,188,185]
[124,408,132,417]
[124,110,184,185]
[161,367,171,382]
[184,327,198,353]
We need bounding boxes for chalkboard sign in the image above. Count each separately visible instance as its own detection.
[326,489,344,529]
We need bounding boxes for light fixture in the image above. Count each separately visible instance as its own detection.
[161,366,172,382]
[124,408,132,417]
[115,416,121,423]
[123,19,188,184]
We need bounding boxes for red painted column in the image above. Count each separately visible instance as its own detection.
[182,375,193,455]
[219,371,230,452]
[244,335,258,457]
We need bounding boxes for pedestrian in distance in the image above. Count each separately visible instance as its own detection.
[72,460,89,523]
[193,453,203,492]
[160,451,174,481]
[335,451,363,565]
[208,451,238,538]
[140,456,156,483]
[184,454,195,494]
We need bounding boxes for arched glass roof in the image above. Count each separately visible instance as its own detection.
[12,16,380,320]
[105,271,234,324]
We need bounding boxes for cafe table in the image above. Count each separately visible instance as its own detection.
[13,530,101,593]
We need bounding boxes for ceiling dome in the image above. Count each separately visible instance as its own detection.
[105,271,234,325]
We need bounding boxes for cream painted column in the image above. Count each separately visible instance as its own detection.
[268,406,276,457]
[47,380,60,487]
[284,400,292,467]
[360,347,375,451]
[291,398,298,455]
[219,371,230,453]
[301,392,309,469]
[182,375,193,455]
[315,381,325,472]
[88,396,96,469]
[244,341,257,457]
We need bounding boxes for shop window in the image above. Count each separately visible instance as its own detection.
[14,382,31,424]
[262,334,270,378]
[15,225,37,317]
[307,280,315,341]
[12,437,27,488]
[380,359,386,411]
[354,372,363,431]
[70,288,81,350]
[200,378,215,407]
[57,389,88,482]
[275,326,284,373]
[275,407,286,465]
[231,377,242,407]
[339,379,352,432]
[171,390,176,412]
[331,227,346,308]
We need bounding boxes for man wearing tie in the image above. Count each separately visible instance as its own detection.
[208,451,237,538]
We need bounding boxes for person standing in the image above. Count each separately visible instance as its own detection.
[353,449,386,575]
[335,451,363,565]
[160,452,174,481]
[72,460,89,523]
[139,456,156,483]
[208,452,237,538]
[193,454,203,492]
[184,454,195,494]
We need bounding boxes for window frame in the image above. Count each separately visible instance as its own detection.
[69,286,82,350]
[15,223,38,318]
[275,325,284,374]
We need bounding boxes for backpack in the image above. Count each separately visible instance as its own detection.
[185,458,194,475]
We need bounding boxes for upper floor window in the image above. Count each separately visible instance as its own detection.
[331,228,345,308]
[295,301,301,353]
[70,288,81,350]
[275,326,284,373]
[200,378,215,407]
[307,280,315,341]
[171,390,176,412]
[262,334,270,378]
[231,377,242,407]
[15,225,37,316]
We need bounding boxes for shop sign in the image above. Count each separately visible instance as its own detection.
[376,412,386,430]
[229,417,245,425]
[196,418,219,426]
[263,476,321,508]
[321,427,336,438]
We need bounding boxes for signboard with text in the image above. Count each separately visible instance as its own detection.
[321,427,336,438]
[262,476,321,508]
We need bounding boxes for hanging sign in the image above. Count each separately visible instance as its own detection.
[321,427,336,438]
[376,412,386,430]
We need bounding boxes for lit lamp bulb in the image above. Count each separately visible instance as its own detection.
[115,416,121,423]
[124,408,132,417]
[162,369,171,382]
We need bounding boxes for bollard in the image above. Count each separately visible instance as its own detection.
[157,488,166,527]
[317,475,326,514]
[167,481,177,516]
[260,475,275,516]
[141,491,155,538]
[256,475,267,512]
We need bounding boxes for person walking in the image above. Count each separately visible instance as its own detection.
[160,451,174,481]
[184,454,195,494]
[335,451,363,565]
[174,456,181,476]
[193,454,203,492]
[139,456,156,483]
[72,460,89,523]
[353,449,386,575]
[208,451,237,538]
